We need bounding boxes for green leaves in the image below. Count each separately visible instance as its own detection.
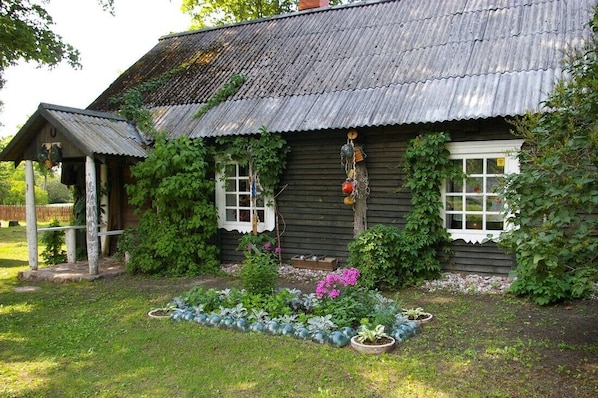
[0,0,81,88]
[348,132,457,290]
[215,126,290,197]
[498,7,598,304]
[122,135,220,276]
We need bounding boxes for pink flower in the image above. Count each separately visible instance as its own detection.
[264,242,272,250]
[314,268,360,299]
[274,247,281,254]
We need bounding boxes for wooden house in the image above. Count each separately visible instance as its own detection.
[1,0,595,275]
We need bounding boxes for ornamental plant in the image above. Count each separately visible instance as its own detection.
[238,233,281,295]
[315,267,360,299]
[313,268,373,328]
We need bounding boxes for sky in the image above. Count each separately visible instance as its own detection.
[0,0,191,138]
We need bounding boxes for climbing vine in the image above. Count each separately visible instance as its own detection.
[348,132,462,289]
[214,126,290,198]
[120,134,220,276]
[194,73,246,119]
[399,132,462,283]
[110,65,188,136]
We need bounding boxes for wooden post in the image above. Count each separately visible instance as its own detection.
[65,228,76,263]
[353,161,368,237]
[25,160,38,270]
[99,163,109,256]
[85,156,99,275]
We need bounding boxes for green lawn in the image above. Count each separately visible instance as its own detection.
[0,225,596,397]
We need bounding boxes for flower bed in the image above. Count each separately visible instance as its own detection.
[164,268,424,349]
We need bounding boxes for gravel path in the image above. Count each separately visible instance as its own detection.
[222,264,513,295]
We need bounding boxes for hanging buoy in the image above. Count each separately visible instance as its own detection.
[340,143,354,158]
[342,179,354,194]
[344,196,355,206]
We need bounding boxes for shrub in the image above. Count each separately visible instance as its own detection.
[347,224,402,290]
[41,219,67,265]
[239,233,280,295]
[123,135,220,276]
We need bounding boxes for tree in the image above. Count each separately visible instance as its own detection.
[0,0,114,89]
[182,0,349,29]
[498,8,598,305]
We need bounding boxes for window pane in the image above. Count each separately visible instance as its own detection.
[487,158,505,174]
[445,196,462,211]
[225,164,236,177]
[466,177,483,193]
[226,209,237,222]
[486,196,503,212]
[239,164,249,176]
[239,209,251,222]
[447,178,463,193]
[239,180,248,192]
[446,213,462,229]
[225,179,236,192]
[466,215,483,230]
[225,194,236,206]
[239,195,250,207]
[257,210,265,221]
[486,214,504,230]
[486,176,501,193]
[466,196,482,211]
[466,158,483,174]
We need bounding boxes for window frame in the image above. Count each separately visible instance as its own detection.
[215,161,275,233]
[442,139,524,243]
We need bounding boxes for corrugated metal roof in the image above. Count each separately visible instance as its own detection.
[0,104,147,162]
[41,105,148,158]
[88,0,596,138]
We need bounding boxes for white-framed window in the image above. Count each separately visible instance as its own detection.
[442,140,524,243]
[215,161,275,233]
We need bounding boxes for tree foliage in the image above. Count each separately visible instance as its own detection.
[0,0,114,89]
[498,9,598,305]
[182,0,348,28]
[121,134,220,276]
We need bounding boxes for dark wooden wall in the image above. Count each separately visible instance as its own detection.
[206,118,519,275]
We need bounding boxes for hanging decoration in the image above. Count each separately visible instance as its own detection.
[340,130,368,207]
[38,142,63,169]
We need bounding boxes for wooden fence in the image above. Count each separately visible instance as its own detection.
[0,205,74,223]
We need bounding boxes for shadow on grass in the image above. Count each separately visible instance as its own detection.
[1,273,597,397]
[0,259,28,268]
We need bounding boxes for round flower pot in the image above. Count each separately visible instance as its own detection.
[147,308,173,319]
[413,312,433,326]
[350,335,396,354]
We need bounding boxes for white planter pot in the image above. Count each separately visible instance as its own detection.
[148,308,172,319]
[350,335,396,354]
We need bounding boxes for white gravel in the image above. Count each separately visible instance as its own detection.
[222,264,513,295]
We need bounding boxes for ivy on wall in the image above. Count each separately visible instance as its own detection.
[214,126,290,198]
[348,132,462,289]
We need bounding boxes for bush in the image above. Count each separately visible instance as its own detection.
[497,10,598,304]
[123,135,220,276]
[347,224,402,290]
[41,219,67,265]
[238,233,280,295]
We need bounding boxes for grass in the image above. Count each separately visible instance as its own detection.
[1,225,597,397]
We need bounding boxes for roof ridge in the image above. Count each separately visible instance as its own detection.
[158,0,393,40]
[39,103,126,122]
